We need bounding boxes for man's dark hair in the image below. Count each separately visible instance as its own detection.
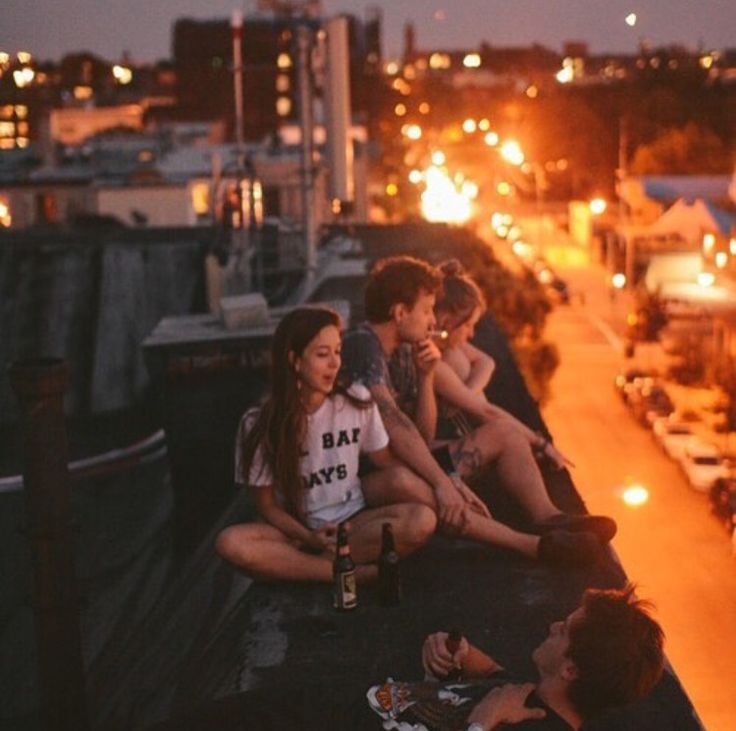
[567,585,665,719]
[365,256,442,323]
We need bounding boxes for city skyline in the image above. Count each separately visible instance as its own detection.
[3,0,736,63]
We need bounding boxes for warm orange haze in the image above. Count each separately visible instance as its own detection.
[1,1,735,729]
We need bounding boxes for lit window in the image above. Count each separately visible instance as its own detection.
[0,198,11,227]
[16,137,29,148]
[13,67,35,88]
[277,53,292,70]
[0,139,14,150]
[276,96,292,116]
[275,74,290,92]
[17,51,32,64]
[112,65,133,84]
[17,121,29,136]
[0,121,15,137]
[190,182,210,216]
[15,105,28,119]
[429,53,451,70]
[73,85,93,100]
[463,53,481,68]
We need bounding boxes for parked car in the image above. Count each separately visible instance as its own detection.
[653,417,694,460]
[623,376,656,407]
[614,368,652,401]
[679,438,729,492]
[637,384,675,426]
[709,477,736,532]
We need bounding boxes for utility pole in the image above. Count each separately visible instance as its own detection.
[231,10,245,149]
[619,116,634,288]
[229,9,251,293]
[296,24,317,288]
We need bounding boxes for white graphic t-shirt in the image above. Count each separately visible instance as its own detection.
[235,384,389,529]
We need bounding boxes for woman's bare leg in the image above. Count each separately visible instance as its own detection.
[216,522,334,582]
[347,502,437,564]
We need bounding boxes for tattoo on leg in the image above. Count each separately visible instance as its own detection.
[449,441,484,477]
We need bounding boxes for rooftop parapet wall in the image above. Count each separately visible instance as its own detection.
[0,229,210,428]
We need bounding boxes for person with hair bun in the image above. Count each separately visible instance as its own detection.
[216,306,437,584]
[433,259,571,470]
[341,256,617,566]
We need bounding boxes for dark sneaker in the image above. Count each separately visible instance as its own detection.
[537,530,604,566]
[533,513,617,544]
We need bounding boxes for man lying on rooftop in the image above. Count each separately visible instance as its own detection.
[364,584,665,731]
[340,255,617,565]
[150,586,665,731]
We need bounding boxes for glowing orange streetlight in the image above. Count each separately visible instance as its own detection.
[500,140,524,166]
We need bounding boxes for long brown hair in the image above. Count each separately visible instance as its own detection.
[240,306,366,521]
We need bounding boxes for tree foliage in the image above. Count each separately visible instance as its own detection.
[630,122,732,175]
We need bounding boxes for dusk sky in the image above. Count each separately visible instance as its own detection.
[4,0,736,63]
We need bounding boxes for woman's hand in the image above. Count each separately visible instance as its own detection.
[304,523,339,553]
[421,631,469,679]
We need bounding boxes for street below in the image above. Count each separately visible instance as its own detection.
[541,255,736,731]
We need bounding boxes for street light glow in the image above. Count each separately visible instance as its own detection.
[589,198,607,215]
[623,485,649,507]
[697,272,715,288]
[462,118,477,134]
[625,13,638,27]
[421,166,473,224]
[612,273,627,289]
[702,233,715,252]
[431,150,446,166]
[405,124,422,140]
[484,131,499,147]
[408,169,423,184]
[715,252,728,269]
[500,140,525,166]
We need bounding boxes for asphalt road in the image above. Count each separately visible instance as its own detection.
[542,265,736,731]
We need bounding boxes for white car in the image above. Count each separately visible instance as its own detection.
[653,417,694,461]
[679,438,729,493]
